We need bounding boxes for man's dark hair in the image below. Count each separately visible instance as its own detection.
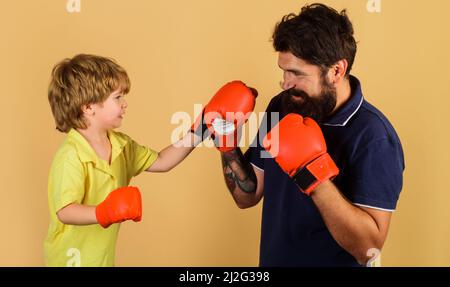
[272,3,357,75]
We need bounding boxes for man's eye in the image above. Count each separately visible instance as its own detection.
[288,71,301,77]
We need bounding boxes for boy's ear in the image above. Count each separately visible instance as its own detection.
[81,104,95,116]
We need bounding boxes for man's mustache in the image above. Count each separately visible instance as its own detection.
[286,87,309,100]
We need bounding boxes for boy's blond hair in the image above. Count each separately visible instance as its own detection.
[48,54,130,133]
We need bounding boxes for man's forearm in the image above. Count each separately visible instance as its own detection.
[221,149,261,208]
[221,149,256,193]
[311,180,384,265]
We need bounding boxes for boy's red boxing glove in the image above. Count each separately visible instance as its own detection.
[191,81,257,152]
[95,186,142,228]
[263,113,339,195]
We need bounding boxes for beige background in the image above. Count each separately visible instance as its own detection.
[0,0,449,266]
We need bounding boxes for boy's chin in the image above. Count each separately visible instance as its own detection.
[109,121,122,130]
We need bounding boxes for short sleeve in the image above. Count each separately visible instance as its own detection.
[48,154,85,213]
[244,136,265,171]
[124,137,158,178]
[347,138,405,211]
[244,109,271,171]
[245,95,284,171]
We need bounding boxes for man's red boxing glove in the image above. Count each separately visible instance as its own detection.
[95,186,142,228]
[191,81,257,152]
[263,113,339,195]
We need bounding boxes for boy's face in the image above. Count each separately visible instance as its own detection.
[91,89,128,130]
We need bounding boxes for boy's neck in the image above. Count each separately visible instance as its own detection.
[76,126,110,144]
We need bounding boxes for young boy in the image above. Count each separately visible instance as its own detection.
[44,54,201,266]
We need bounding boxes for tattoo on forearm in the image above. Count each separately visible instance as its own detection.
[221,149,257,194]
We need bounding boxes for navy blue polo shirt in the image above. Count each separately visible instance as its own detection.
[244,75,405,267]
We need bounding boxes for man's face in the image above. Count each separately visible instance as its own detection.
[277,52,337,123]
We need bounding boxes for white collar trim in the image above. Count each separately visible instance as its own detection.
[322,95,364,127]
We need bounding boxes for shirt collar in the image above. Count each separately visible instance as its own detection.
[322,75,364,127]
[109,130,128,163]
[67,129,127,164]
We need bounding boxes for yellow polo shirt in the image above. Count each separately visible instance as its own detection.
[44,129,158,267]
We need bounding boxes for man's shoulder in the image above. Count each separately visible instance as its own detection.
[351,100,401,144]
[265,93,283,112]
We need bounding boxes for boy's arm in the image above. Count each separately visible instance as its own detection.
[57,186,142,228]
[146,132,202,172]
[57,203,97,225]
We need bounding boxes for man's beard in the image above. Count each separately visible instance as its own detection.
[280,77,337,124]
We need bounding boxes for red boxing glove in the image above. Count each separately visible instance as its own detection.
[95,186,142,228]
[191,81,257,152]
[263,113,339,195]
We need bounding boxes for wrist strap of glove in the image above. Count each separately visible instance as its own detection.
[190,109,210,141]
[95,204,110,228]
[292,153,339,195]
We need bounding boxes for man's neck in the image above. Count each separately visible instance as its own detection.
[333,76,352,113]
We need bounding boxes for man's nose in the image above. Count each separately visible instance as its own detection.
[280,80,294,91]
[280,74,295,90]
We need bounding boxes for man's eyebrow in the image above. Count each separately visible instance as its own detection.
[289,69,308,75]
[279,65,308,75]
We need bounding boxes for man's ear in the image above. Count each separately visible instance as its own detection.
[81,104,95,116]
[329,59,348,85]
